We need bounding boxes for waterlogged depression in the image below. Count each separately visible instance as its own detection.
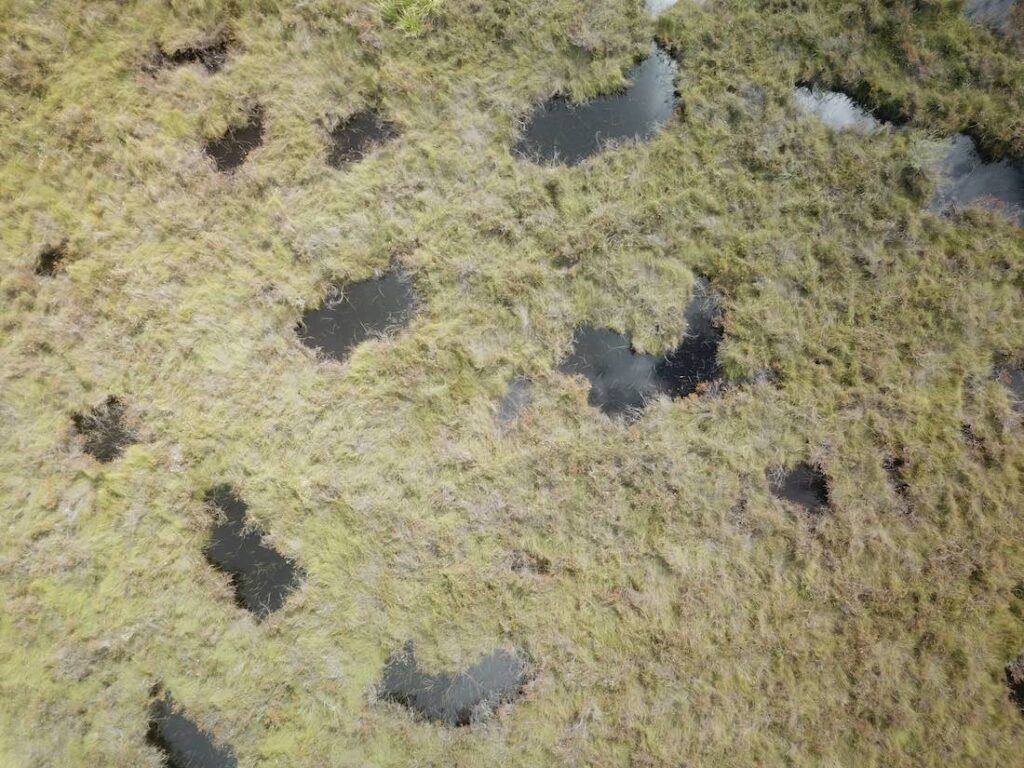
[380,642,530,726]
[514,43,678,165]
[298,270,416,363]
[933,134,1024,225]
[560,278,723,417]
[793,86,881,133]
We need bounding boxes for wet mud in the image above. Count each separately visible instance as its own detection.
[72,395,135,462]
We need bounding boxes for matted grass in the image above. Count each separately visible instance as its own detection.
[2,0,1024,766]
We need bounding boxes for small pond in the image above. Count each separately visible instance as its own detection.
[514,42,678,165]
[297,269,416,363]
[559,277,723,418]
[380,642,530,726]
[793,86,881,133]
[328,109,399,169]
[203,486,303,620]
[147,690,236,768]
[997,364,1024,411]
[206,109,263,172]
[72,395,135,462]
[769,463,830,513]
[932,134,1024,225]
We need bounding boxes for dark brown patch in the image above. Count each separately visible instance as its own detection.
[72,396,135,462]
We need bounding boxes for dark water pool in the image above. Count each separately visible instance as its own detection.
[559,278,723,417]
[206,109,263,172]
[328,109,399,169]
[380,642,530,726]
[770,463,830,513]
[72,396,135,462]
[793,86,881,133]
[147,690,236,768]
[513,42,678,165]
[297,270,415,363]
[203,486,303,620]
[932,134,1024,225]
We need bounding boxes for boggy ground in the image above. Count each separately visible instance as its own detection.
[2,0,1024,766]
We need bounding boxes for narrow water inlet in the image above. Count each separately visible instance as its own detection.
[931,134,1024,225]
[559,278,723,417]
[513,42,678,165]
[147,690,236,768]
[379,642,530,726]
[72,395,135,462]
[769,463,830,513]
[205,108,263,172]
[297,269,416,363]
[328,109,399,168]
[793,86,882,133]
[203,486,303,620]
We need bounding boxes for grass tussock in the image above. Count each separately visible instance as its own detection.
[1,0,1024,766]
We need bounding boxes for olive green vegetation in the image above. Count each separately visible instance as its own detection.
[1,0,1023,765]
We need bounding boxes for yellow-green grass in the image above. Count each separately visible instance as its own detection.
[1,0,1023,765]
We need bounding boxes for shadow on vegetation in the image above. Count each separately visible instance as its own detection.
[514,42,678,165]
[380,642,530,726]
[1006,652,1024,713]
[203,486,303,620]
[497,377,533,425]
[72,395,135,462]
[297,269,416,364]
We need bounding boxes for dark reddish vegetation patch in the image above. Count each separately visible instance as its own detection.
[328,109,399,169]
[35,243,66,276]
[147,688,237,768]
[769,462,830,513]
[380,642,530,726]
[72,395,135,462]
[206,108,263,172]
[203,486,303,620]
